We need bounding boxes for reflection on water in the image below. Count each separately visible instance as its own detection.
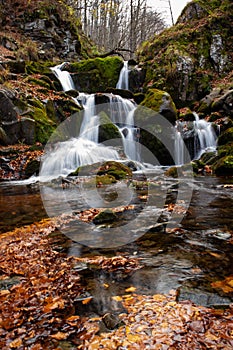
[0,175,233,308]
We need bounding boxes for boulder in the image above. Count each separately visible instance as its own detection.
[0,90,18,123]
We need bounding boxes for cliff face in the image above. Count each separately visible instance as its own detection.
[0,0,93,62]
[137,0,233,106]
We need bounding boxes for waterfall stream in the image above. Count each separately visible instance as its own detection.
[43,63,218,177]
[116,61,129,90]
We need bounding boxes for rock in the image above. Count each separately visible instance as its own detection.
[105,87,134,100]
[213,155,233,176]
[69,57,123,93]
[97,160,132,180]
[98,111,122,143]
[24,159,40,178]
[217,127,233,146]
[177,2,208,24]
[139,88,177,124]
[0,90,18,123]
[212,90,233,117]
[93,209,117,225]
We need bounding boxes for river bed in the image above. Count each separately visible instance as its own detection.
[0,175,233,311]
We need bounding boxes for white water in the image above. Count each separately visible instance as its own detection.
[41,64,140,178]
[174,113,217,165]
[40,137,120,178]
[116,61,129,90]
[193,112,217,159]
[51,63,75,91]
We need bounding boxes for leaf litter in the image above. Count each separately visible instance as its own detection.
[0,217,232,349]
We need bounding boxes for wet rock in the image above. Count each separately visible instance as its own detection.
[24,159,40,178]
[177,287,232,308]
[93,209,117,225]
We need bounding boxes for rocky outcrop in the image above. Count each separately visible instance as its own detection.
[137,0,233,106]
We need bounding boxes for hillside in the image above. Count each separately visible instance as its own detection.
[137,0,233,105]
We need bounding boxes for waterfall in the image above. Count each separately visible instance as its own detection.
[193,113,217,159]
[174,113,217,165]
[41,64,141,178]
[116,61,129,90]
[51,63,75,91]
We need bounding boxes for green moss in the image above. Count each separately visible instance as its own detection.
[213,155,233,176]
[98,111,122,143]
[26,61,54,75]
[218,127,233,146]
[68,57,123,92]
[97,161,132,180]
[217,142,233,157]
[28,106,56,144]
[93,209,117,225]
[164,166,178,178]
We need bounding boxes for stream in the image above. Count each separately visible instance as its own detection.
[1,174,233,312]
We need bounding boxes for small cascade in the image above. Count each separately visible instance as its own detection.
[116,61,129,90]
[174,130,184,166]
[51,63,75,91]
[40,138,120,178]
[193,113,217,159]
[174,113,217,165]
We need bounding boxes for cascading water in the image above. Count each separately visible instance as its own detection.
[51,63,75,92]
[41,64,141,178]
[174,113,217,165]
[116,61,129,90]
[193,112,217,159]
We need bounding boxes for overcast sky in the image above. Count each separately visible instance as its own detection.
[147,0,192,25]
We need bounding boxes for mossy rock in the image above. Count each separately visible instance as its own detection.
[93,209,117,225]
[140,89,177,124]
[213,155,233,176]
[134,105,175,165]
[68,57,123,93]
[164,166,178,178]
[97,161,132,180]
[25,61,54,75]
[217,142,233,158]
[28,106,56,144]
[98,111,122,143]
[217,127,233,146]
[70,161,132,181]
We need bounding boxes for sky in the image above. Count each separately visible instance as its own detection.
[147,0,192,25]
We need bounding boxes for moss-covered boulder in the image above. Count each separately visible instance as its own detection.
[217,127,233,146]
[70,161,132,181]
[93,209,117,225]
[98,111,122,143]
[68,57,123,93]
[139,89,177,124]
[97,161,132,180]
[213,155,233,176]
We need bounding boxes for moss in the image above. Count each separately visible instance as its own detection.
[28,106,56,144]
[68,57,123,92]
[25,61,54,75]
[217,142,233,157]
[97,161,132,180]
[164,166,178,178]
[213,155,233,176]
[93,209,117,225]
[217,127,233,146]
[139,88,177,124]
[98,111,122,143]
